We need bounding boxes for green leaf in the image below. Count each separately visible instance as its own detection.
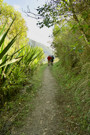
[0,55,8,66]
[10,45,26,59]
[0,18,15,47]
[0,22,7,36]
[0,57,21,68]
[0,34,18,60]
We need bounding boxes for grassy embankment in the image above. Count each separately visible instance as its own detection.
[0,64,47,135]
[51,61,90,135]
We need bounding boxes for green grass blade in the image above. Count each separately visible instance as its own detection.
[0,34,18,60]
[10,45,26,59]
[0,55,8,66]
[0,22,7,36]
[0,41,4,53]
[0,57,21,68]
[0,18,15,47]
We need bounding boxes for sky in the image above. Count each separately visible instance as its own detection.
[3,0,53,47]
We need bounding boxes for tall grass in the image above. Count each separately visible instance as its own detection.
[52,61,90,135]
[0,19,44,107]
[51,5,90,133]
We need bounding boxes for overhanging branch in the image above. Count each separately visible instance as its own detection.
[22,5,42,20]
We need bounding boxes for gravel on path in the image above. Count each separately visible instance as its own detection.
[12,67,63,135]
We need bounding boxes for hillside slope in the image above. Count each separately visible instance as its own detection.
[29,39,53,58]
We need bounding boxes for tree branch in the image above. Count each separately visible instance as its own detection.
[22,6,42,20]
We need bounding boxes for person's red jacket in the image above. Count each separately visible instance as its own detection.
[47,56,51,61]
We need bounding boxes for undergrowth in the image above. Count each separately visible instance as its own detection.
[0,64,47,135]
[51,61,90,135]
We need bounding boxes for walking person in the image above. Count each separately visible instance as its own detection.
[47,55,51,66]
[51,55,54,65]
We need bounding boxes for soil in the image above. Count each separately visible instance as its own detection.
[11,67,64,135]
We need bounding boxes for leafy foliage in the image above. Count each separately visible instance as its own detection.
[0,1,44,107]
[52,61,90,135]
[37,0,90,134]
[0,0,28,51]
[37,0,90,44]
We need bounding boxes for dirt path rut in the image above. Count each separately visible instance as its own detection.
[12,67,63,135]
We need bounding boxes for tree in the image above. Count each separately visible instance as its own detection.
[36,0,90,44]
[0,1,29,50]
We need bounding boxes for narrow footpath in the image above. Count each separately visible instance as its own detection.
[12,67,64,135]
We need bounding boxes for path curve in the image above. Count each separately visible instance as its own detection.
[12,67,63,135]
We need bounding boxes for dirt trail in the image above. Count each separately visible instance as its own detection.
[12,67,63,135]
